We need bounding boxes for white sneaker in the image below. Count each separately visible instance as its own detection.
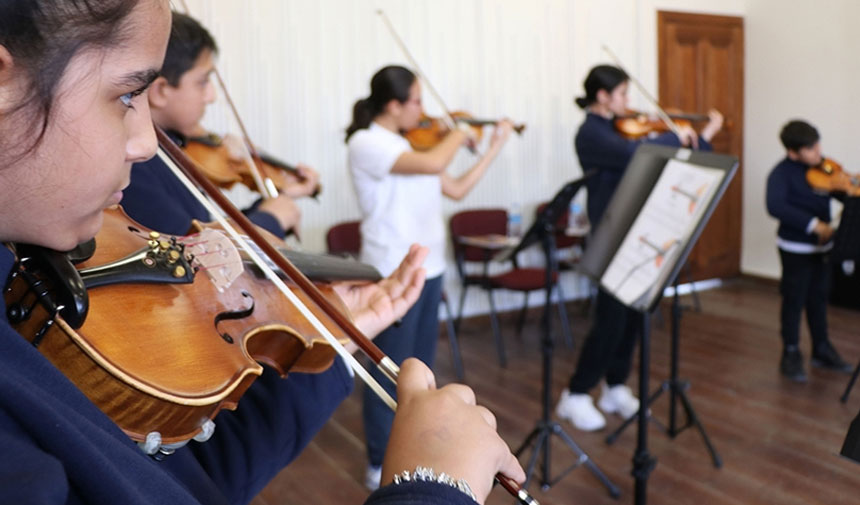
[365,464,382,491]
[597,383,640,419]
[555,389,606,431]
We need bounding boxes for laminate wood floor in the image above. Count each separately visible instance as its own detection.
[250,278,860,505]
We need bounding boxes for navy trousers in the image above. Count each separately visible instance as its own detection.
[778,249,830,349]
[568,288,639,393]
[363,275,443,467]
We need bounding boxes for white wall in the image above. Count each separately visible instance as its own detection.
[181,0,857,316]
[742,0,860,278]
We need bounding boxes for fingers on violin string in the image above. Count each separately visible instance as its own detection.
[397,246,428,281]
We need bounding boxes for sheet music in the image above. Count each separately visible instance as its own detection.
[600,158,724,307]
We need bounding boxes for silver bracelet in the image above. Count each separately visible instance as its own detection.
[392,465,477,502]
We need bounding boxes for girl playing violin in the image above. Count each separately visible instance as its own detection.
[0,2,524,504]
[555,64,724,432]
[345,65,514,490]
[122,12,319,238]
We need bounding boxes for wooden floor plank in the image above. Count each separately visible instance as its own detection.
[249,278,860,505]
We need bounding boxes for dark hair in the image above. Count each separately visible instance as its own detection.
[161,12,217,86]
[345,65,416,142]
[574,65,629,109]
[779,120,820,151]
[0,0,140,159]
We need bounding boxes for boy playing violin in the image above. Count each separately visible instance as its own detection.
[122,12,318,238]
[766,119,852,382]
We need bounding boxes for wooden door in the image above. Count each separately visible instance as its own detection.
[658,11,744,280]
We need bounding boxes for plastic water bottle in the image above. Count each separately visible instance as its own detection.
[568,201,579,230]
[507,203,522,238]
[569,201,588,230]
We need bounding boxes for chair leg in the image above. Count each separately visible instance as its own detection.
[516,291,530,336]
[455,284,469,333]
[441,294,465,381]
[486,290,507,367]
[555,282,573,349]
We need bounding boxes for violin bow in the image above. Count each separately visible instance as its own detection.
[174,0,278,199]
[601,44,685,139]
[156,127,396,406]
[376,10,457,131]
[156,126,535,505]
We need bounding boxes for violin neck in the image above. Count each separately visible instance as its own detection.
[461,118,526,135]
[257,151,297,175]
[187,133,222,147]
[667,113,708,122]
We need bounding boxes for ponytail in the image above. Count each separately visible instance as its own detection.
[345,98,376,142]
[345,65,417,142]
[575,65,628,110]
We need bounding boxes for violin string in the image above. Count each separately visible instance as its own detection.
[158,10,532,502]
[156,147,398,410]
[601,44,683,138]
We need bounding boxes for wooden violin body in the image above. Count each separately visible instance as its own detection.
[806,158,860,196]
[614,108,708,139]
[5,207,350,446]
[184,133,321,197]
[405,111,526,151]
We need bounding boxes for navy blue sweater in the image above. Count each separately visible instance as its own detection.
[766,157,833,246]
[0,168,471,503]
[575,112,712,226]
[122,133,284,238]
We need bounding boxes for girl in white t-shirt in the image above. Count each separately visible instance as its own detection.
[345,65,513,490]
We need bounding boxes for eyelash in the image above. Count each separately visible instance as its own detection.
[120,88,146,109]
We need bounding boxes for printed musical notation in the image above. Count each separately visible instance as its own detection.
[601,158,724,307]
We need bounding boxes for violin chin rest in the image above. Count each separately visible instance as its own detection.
[66,238,96,265]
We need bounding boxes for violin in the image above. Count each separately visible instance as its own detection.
[184,132,321,199]
[405,111,526,151]
[5,206,362,446]
[806,157,860,196]
[614,108,708,139]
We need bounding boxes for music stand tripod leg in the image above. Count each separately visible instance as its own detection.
[514,224,620,497]
[604,278,721,471]
[676,386,722,467]
[841,361,860,403]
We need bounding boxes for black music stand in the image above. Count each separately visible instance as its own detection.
[605,274,722,469]
[832,198,860,402]
[841,406,860,463]
[497,174,619,497]
[578,145,738,505]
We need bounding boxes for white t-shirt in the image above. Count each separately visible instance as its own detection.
[348,122,446,278]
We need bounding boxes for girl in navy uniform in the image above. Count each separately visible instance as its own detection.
[556,64,723,431]
[0,2,524,504]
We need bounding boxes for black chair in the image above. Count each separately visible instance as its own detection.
[325,220,464,380]
[449,208,572,367]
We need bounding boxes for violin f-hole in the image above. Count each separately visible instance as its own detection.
[214,290,255,344]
